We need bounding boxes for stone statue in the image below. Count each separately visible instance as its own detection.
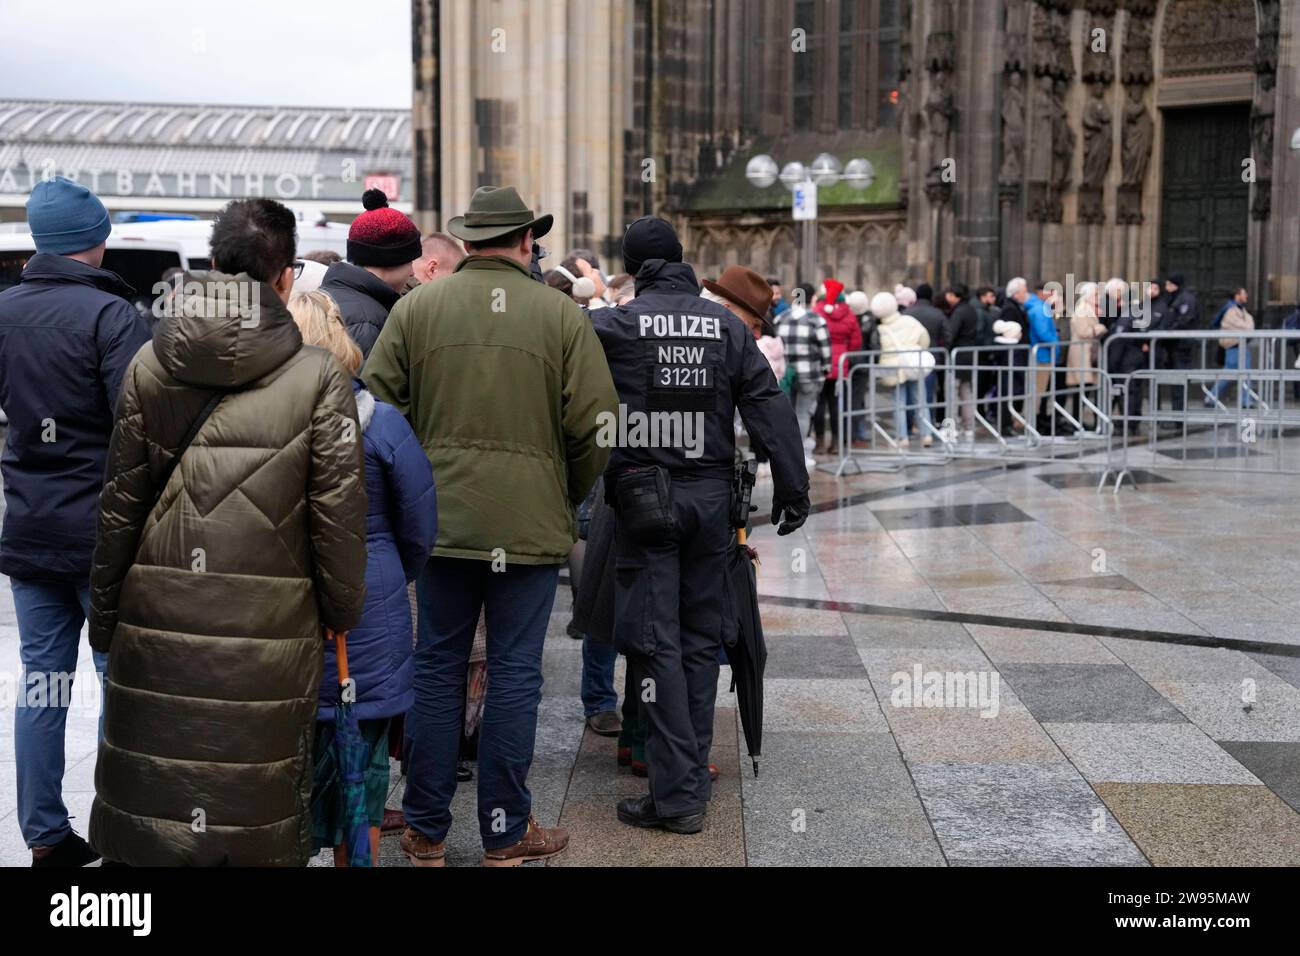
[1049,78,1074,191]
[1081,82,1112,188]
[925,71,954,161]
[999,71,1026,184]
[1121,84,1153,187]
[1121,13,1153,85]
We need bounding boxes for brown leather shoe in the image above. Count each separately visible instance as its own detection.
[381,808,407,835]
[586,711,622,737]
[481,816,569,867]
[400,826,446,867]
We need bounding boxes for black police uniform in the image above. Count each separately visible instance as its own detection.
[1158,286,1197,412]
[589,259,808,820]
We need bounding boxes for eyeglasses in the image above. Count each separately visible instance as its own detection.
[292,260,306,279]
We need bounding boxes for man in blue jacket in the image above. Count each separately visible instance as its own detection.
[0,177,150,866]
[1009,277,1061,432]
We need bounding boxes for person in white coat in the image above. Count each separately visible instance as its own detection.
[873,292,933,447]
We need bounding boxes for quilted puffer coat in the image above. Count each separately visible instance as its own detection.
[315,382,436,722]
[87,271,368,866]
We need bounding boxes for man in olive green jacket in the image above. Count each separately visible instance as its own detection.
[364,186,616,866]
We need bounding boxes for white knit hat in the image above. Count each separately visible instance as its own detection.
[870,291,898,318]
[846,290,871,316]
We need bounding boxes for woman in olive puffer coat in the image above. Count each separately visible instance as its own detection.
[87,270,368,866]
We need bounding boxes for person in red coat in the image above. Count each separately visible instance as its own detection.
[811,278,862,453]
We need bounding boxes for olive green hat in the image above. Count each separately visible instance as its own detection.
[446,185,553,243]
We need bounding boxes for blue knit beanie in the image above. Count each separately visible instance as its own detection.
[26,176,112,255]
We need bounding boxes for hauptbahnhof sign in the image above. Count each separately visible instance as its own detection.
[0,99,412,217]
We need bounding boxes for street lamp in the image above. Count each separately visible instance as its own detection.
[746,152,875,283]
[809,152,843,185]
[778,161,808,190]
[744,154,778,189]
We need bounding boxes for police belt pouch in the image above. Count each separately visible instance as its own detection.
[615,466,676,542]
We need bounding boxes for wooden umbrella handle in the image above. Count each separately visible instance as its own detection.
[328,629,350,684]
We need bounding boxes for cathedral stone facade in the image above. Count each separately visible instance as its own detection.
[412,0,1299,320]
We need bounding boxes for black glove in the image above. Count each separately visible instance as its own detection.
[771,492,810,536]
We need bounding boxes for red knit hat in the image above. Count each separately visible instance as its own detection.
[821,278,844,303]
[347,189,422,267]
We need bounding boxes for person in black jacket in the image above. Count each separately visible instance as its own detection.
[320,189,422,357]
[943,285,979,436]
[904,283,948,429]
[0,177,150,866]
[589,218,809,835]
[1107,281,1158,435]
[1157,274,1198,414]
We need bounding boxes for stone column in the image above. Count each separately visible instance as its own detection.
[1116,1,1155,285]
[1266,0,1300,312]
[411,0,441,231]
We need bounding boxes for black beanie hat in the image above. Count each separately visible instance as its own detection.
[915,282,934,302]
[622,216,682,276]
[347,189,423,267]
[1167,273,1185,289]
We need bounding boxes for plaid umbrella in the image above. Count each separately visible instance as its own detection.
[724,527,767,776]
[330,630,372,867]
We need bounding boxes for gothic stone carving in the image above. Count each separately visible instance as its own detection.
[924,69,955,206]
[1251,71,1276,219]
[1252,0,1280,221]
[1078,3,1116,224]
[1000,70,1026,186]
[1162,0,1256,78]
[1081,3,1116,85]
[1117,89,1153,225]
[1120,8,1153,86]
[1120,84,1154,188]
[1080,82,1113,223]
[924,3,957,208]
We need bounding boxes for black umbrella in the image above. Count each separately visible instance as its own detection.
[725,520,767,777]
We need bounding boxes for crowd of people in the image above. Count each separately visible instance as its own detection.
[0,172,1264,869]
[766,269,1263,449]
[0,176,811,868]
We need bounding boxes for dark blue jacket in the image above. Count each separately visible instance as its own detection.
[0,254,150,580]
[320,261,400,359]
[317,381,437,721]
[589,259,808,500]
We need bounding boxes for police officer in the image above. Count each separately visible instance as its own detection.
[1158,273,1198,415]
[589,218,809,834]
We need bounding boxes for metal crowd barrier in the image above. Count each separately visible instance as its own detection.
[832,343,1114,477]
[1098,330,1300,492]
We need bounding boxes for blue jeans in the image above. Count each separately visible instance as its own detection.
[894,379,932,440]
[581,637,617,716]
[403,556,559,849]
[11,577,107,848]
[1210,347,1253,403]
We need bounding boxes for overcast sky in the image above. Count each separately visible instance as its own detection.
[0,0,413,109]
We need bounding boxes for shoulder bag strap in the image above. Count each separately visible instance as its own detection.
[151,390,225,512]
